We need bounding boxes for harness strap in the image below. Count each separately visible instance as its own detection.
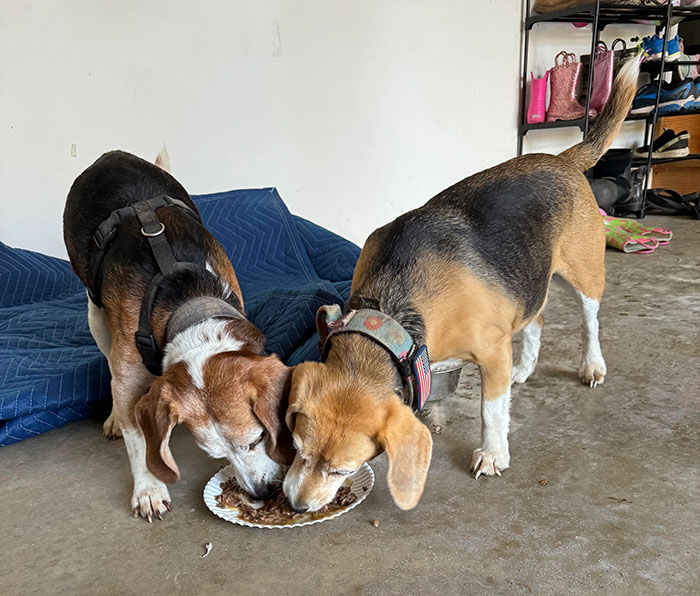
[86,195,212,376]
[87,196,199,307]
[132,200,179,274]
[135,264,199,375]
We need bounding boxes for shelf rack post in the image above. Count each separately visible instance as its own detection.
[641,0,675,218]
[518,0,532,156]
[583,1,601,136]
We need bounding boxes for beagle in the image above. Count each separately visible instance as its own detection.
[63,150,294,521]
[283,56,642,512]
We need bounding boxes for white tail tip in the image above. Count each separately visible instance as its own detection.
[618,51,643,85]
[155,145,170,172]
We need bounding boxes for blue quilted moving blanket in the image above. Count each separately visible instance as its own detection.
[0,188,360,446]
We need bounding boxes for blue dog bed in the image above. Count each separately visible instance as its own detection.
[0,188,360,446]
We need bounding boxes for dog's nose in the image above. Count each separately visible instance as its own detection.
[249,485,275,501]
[288,499,309,514]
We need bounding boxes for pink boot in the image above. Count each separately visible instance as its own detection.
[590,42,614,112]
[527,71,549,124]
[546,51,598,122]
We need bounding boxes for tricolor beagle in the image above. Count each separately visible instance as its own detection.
[63,150,293,521]
[283,55,642,512]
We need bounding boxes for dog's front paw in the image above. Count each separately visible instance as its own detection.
[471,447,510,479]
[103,412,122,440]
[579,358,606,388]
[131,480,172,522]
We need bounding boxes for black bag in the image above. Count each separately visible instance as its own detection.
[586,148,646,217]
[611,39,639,71]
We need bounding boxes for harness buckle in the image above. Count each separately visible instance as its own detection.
[93,226,116,250]
[135,330,158,352]
[141,222,165,237]
[134,330,163,375]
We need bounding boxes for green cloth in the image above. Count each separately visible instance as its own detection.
[603,215,672,254]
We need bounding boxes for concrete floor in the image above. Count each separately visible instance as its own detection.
[2,216,699,596]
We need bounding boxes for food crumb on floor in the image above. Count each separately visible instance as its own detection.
[607,497,631,504]
[538,479,548,486]
[372,520,380,528]
[431,424,443,435]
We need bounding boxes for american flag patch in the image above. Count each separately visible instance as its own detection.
[412,344,431,411]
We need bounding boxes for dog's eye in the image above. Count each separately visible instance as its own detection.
[248,434,264,450]
[330,469,353,477]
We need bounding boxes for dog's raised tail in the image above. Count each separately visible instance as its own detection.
[155,145,170,172]
[559,53,642,171]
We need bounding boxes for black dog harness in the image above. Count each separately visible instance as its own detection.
[87,196,242,375]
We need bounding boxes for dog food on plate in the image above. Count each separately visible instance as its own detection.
[216,478,357,525]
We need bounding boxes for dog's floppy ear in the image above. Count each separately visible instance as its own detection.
[377,401,433,510]
[285,361,320,432]
[251,356,295,466]
[135,375,181,484]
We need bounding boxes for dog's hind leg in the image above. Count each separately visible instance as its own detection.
[87,292,112,357]
[471,338,512,478]
[569,284,606,387]
[555,222,607,387]
[87,293,122,439]
[512,313,544,384]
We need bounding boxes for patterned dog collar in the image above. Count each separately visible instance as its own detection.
[316,304,431,410]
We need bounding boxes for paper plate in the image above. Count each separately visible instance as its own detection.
[203,462,375,529]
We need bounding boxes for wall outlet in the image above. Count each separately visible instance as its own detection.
[71,143,77,157]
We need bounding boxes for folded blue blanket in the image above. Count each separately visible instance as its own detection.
[0,188,359,446]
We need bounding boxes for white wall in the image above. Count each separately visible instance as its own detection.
[1,1,523,258]
[0,2,648,259]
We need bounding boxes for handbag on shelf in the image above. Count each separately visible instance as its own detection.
[611,38,637,61]
[611,38,639,74]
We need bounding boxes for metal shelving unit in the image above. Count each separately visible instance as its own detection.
[518,0,700,217]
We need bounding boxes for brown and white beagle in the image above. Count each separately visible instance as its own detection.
[63,150,293,521]
[283,56,642,512]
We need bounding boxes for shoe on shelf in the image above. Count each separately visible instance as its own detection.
[633,129,691,159]
[630,78,695,114]
[693,76,700,109]
[533,0,589,14]
[642,34,682,62]
[661,78,695,112]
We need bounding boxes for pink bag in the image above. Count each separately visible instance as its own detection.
[591,41,614,112]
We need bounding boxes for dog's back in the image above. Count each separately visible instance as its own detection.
[361,155,580,322]
[63,150,197,285]
[353,55,643,325]
[63,150,240,320]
